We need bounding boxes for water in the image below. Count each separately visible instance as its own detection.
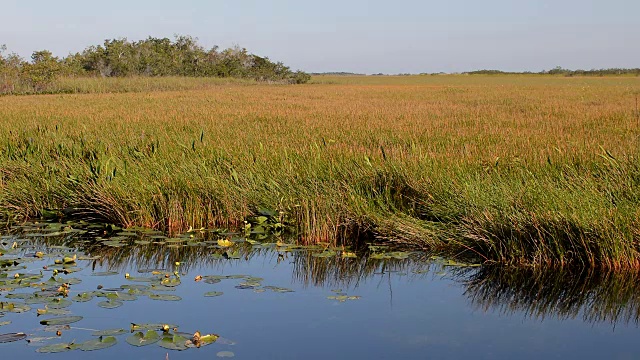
[1,222,640,359]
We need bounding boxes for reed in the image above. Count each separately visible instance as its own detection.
[1,75,639,268]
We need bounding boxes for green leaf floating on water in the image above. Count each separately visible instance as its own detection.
[44,298,72,309]
[125,276,155,282]
[108,292,137,301]
[97,300,123,309]
[0,332,27,343]
[187,333,220,348]
[130,323,178,331]
[0,321,11,326]
[37,342,77,353]
[161,278,181,287]
[158,334,189,351]
[92,328,127,336]
[91,271,118,277]
[73,292,95,302]
[78,336,117,351]
[148,294,182,301]
[204,291,224,297]
[126,331,160,347]
[0,302,31,313]
[39,315,83,326]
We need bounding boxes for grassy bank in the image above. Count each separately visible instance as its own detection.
[1,75,639,268]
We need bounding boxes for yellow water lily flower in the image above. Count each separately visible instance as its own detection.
[217,239,233,248]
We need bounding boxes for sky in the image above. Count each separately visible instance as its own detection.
[1,0,639,74]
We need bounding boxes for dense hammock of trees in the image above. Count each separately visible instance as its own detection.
[0,35,310,93]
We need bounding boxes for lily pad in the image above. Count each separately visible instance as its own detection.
[91,271,118,277]
[92,328,127,336]
[0,332,27,343]
[160,278,181,287]
[39,315,83,326]
[73,292,95,302]
[204,291,224,297]
[148,294,182,301]
[0,302,31,313]
[126,331,160,347]
[130,323,178,331]
[97,300,123,309]
[158,334,189,351]
[37,342,77,353]
[217,351,236,358]
[78,336,117,351]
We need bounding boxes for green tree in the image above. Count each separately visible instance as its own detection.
[0,45,24,93]
[21,50,62,91]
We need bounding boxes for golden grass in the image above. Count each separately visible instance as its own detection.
[1,75,639,267]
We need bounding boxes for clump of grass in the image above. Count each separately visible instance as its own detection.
[0,75,639,268]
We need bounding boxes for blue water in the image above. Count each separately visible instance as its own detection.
[1,229,640,359]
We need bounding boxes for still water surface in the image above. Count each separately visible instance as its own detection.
[1,222,639,359]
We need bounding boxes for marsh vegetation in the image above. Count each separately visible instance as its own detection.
[1,75,638,268]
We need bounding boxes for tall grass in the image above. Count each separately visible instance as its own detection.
[1,75,639,268]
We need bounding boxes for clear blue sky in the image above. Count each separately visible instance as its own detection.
[2,0,638,73]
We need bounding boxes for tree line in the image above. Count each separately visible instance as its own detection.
[464,66,640,76]
[0,35,310,93]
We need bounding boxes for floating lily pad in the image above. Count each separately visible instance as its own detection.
[125,276,155,282]
[0,332,27,343]
[78,336,117,351]
[26,336,59,346]
[160,278,181,287]
[130,323,178,331]
[39,315,83,326]
[73,292,95,302]
[158,334,189,351]
[148,294,182,301]
[217,351,236,358]
[188,333,219,348]
[37,307,71,316]
[43,325,71,333]
[92,328,127,336]
[108,292,137,301]
[264,286,294,293]
[97,300,123,309]
[45,298,72,309]
[126,331,160,347]
[0,302,31,313]
[0,321,11,326]
[4,293,32,300]
[37,342,77,353]
[204,291,224,297]
[92,271,118,277]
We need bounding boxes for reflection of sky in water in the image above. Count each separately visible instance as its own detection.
[1,234,640,359]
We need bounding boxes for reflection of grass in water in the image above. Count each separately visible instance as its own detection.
[463,266,640,325]
[13,227,640,327]
[26,229,427,288]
